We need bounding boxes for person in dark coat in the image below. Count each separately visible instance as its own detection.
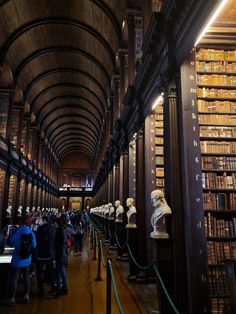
[72,213,85,256]
[54,217,68,295]
[35,215,56,297]
[8,215,36,306]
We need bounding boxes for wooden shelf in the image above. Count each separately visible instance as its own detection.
[209,294,229,299]
[204,209,236,215]
[197,71,236,75]
[198,85,236,89]
[196,59,236,62]
[198,97,236,101]
[203,188,236,192]
[200,137,236,141]
[202,169,236,173]
[206,236,236,241]
[199,123,236,127]
[201,152,236,156]
[208,263,226,267]
[198,112,236,115]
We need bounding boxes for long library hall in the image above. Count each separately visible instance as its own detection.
[0,1,236,314]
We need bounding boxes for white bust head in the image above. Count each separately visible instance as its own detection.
[37,206,40,212]
[31,206,35,212]
[126,198,134,208]
[150,189,172,239]
[115,200,120,208]
[6,205,12,217]
[17,206,22,216]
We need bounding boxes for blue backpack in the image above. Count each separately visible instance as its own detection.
[19,233,33,259]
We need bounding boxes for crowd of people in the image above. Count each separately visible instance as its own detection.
[1,208,90,307]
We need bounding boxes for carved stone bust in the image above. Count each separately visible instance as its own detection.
[108,203,114,220]
[17,206,23,217]
[104,204,110,219]
[150,189,171,239]
[115,200,124,223]
[126,198,137,228]
[6,205,12,218]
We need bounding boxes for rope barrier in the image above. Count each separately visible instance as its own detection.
[108,260,124,314]
[92,222,180,314]
[153,263,180,314]
[115,232,126,250]
[126,242,154,270]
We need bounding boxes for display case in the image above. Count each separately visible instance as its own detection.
[155,105,164,190]
[196,47,236,313]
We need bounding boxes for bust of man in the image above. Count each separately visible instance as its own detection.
[6,205,12,218]
[150,189,172,239]
[126,198,137,228]
[115,200,124,222]
[108,203,114,220]
[104,204,110,218]
[31,206,35,213]
[17,206,23,217]
[37,206,40,212]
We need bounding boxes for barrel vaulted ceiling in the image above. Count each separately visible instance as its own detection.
[0,0,126,162]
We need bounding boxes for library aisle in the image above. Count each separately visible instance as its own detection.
[0,236,145,314]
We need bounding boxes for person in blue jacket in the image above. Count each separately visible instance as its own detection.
[8,215,36,306]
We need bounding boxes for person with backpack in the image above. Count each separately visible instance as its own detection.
[7,215,36,306]
[35,215,56,297]
[72,213,85,256]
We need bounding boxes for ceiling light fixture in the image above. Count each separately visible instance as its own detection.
[152,93,164,111]
[194,0,228,46]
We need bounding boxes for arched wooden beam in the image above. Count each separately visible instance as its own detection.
[0,17,115,65]
[55,139,96,157]
[58,145,94,161]
[37,95,103,124]
[14,45,110,85]
[44,113,100,140]
[59,148,93,162]
[54,134,97,154]
[91,0,121,38]
[25,70,106,112]
[31,82,106,113]
[51,126,97,147]
[47,121,100,144]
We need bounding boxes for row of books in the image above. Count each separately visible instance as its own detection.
[199,114,236,125]
[204,214,236,237]
[203,192,236,210]
[155,146,164,155]
[198,100,236,113]
[155,121,163,128]
[197,74,236,86]
[208,268,229,296]
[207,241,236,264]
[200,126,236,138]
[0,169,6,209]
[155,137,163,145]
[202,172,236,189]
[156,156,164,165]
[196,49,236,61]
[198,88,236,99]
[156,168,164,177]
[196,60,236,73]
[210,299,229,314]
[202,156,236,170]
[156,178,164,188]
[200,141,236,154]
[155,105,164,189]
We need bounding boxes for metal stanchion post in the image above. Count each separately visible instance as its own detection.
[95,240,102,281]
[93,231,97,260]
[106,258,112,314]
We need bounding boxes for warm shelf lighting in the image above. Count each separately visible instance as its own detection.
[152,93,164,111]
[194,0,228,46]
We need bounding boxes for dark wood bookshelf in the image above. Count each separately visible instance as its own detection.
[203,188,236,192]
[206,236,236,242]
[201,152,236,157]
[198,112,236,115]
[200,137,236,141]
[196,59,236,63]
[202,169,236,173]
[198,97,236,101]
[199,123,236,127]
[208,263,226,267]
[198,85,236,89]
[204,210,236,215]
[197,71,236,76]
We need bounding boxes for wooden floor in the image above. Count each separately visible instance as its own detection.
[0,235,146,314]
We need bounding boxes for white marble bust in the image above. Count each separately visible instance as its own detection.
[115,200,124,222]
[104,204,110,218]
[37,206,40,212]
[108,203,114,220]
[126,198,137,228]
[150,189,172,239]
[6,205,12,218]
[31,206,35,213]
[17,206,23,217]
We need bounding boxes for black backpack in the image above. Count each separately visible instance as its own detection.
[19,233,33,259]
[0,230,5,255]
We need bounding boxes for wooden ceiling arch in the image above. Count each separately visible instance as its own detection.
[37,96,104,123]
[48,123,100,144]
[0,0,127,162]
